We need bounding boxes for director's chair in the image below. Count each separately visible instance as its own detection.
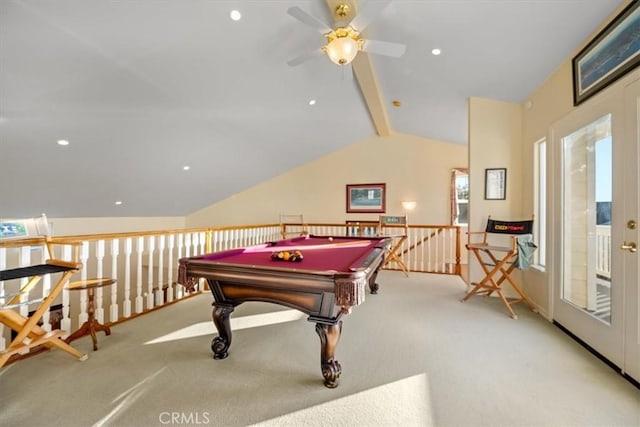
[279,213,307,239]
[378,215,409,276]
[0,214,87,368]
[462,217,537,319]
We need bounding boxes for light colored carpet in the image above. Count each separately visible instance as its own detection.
[1,271,638,427]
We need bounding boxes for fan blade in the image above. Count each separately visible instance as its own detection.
[287,48,325,67]
[362,39,406,58]
[349,0,392,32]
[287,7,332,34]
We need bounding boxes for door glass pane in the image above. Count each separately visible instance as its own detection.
[534,139,546,268]
[562,114,612,324]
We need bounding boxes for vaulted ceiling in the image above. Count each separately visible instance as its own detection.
[0,0,626,218]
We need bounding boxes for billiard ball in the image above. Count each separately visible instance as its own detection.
[328,237,333,241]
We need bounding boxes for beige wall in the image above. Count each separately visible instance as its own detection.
[468,98,524,227]
[468,97,523,286]
[518,2,637,318]
[50,216,186,236]
[187,133,467,228]
[47,134,466,236]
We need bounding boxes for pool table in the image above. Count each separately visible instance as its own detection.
[177,234,390,388]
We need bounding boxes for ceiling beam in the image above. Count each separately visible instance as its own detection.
[324,0,392,137]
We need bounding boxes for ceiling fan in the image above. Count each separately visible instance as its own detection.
[287,0,406,67]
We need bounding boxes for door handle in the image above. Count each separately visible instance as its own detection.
[620,242,637,253]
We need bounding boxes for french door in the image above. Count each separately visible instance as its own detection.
[551,76,639,382]
[622,78,639,382]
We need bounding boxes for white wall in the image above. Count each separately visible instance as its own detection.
[186,133,467,228]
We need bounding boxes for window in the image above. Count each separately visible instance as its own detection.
[533,139,546,268]
[451,168,469,226]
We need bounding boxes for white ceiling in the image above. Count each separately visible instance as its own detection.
[0,0,625,218]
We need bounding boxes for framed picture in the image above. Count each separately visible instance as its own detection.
[572,1,640,106]
[346,183,386,213]
[485,168,506,200]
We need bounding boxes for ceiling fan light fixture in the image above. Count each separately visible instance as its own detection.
[326,36,359,65]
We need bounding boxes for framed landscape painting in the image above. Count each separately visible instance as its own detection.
[572,1,640,105]
[346,183,386,213]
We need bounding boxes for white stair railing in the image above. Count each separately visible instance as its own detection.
[1,222,460,353]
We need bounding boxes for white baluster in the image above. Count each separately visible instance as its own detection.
[166,234,175,303]
[135,236,144,313]
[419,229,425,271]
[184,233,192,258]
[77,242,90,326]
[155,235,165,306]
[448,228,454,273]
[176,234,184,299]
[436,228,442,272]
[192,233,199,257]
[18,246,30,323]
[0,247,5,350]
[212,230,219,252]
[123,238,132,318]
[146,235,155,310]
[110,239,119,322]
[38,244,52,332]
[427,228,433,271]
[95,240,105,324]
[61,245,72,336]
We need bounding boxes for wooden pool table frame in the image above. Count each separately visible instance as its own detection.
[178,235,390,388]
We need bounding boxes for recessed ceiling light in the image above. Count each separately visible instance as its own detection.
[230,10,241,21]
[309,99,316,106]
[57,139,69,146]
[431,48,441,56]
[183,166,190,171]
[115,201,123,205]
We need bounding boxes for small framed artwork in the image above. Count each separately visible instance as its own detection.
[346,183,386,213]
[572,1,640,106]
[485,168,506,200]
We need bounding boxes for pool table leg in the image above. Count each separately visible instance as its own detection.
[368,269,381,294]
[211,304,234,359]
[315,321,343,388]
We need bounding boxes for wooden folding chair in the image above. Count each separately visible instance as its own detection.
[0,214,88,368]
[462,217,537,319]
[378,215,409,276]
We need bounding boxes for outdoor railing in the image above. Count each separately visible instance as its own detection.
[595,225,611,279]
[0,222,459,353]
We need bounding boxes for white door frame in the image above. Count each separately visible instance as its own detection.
[622,77,640,382]
[550,88,624,366]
